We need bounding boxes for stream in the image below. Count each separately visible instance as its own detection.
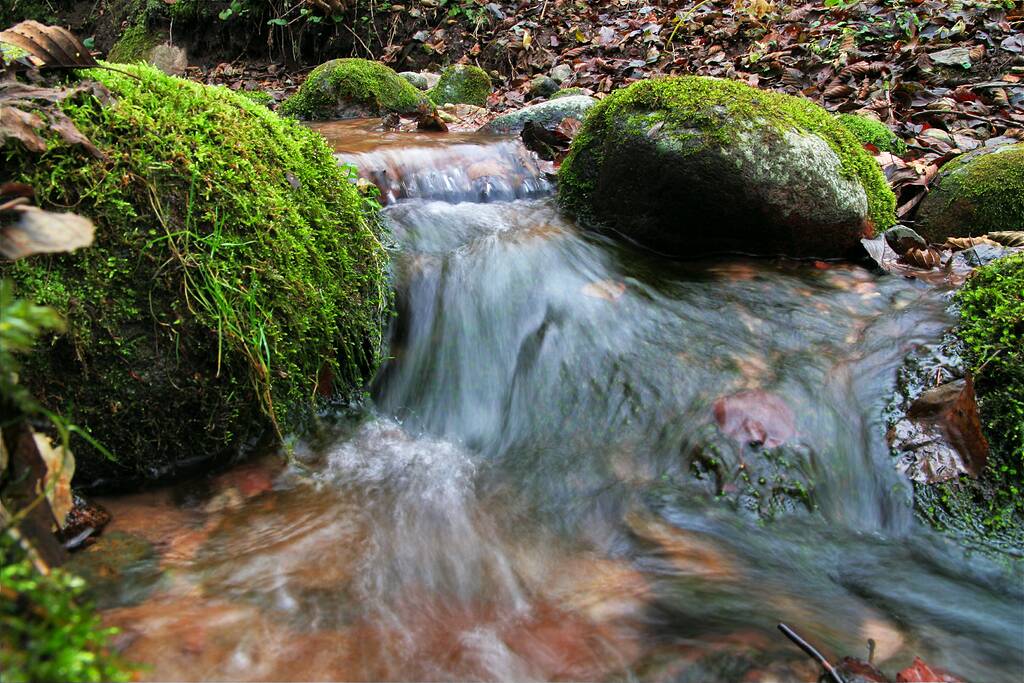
[73,121,1024,682]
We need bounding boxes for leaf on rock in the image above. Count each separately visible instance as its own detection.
[944,236,999,251]
[0,206,95,260]
[898,246,943,269]
[986,231,1024,247]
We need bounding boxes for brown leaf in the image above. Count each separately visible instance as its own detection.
[713,390,796,448]
[944,236,999,251]
[0,105,46,152]
[896,657,967,683]
[0,21,98,70]
[899,246,942,269]
[46,109,104,158]
[824,82,854,99]
[0,206,95,259]
[986,231,1024,247]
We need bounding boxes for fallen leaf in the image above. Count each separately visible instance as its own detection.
[0,205,95,259]
[713,390,796,448]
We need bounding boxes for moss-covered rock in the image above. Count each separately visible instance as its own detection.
[837,113,907,155]
[0,63,389,486]
[551,87,585,99]
[107,23,162,64]
[280,58,427,120]
[915,143,1024,242]
[558,76,896,258]
[428,64,492,108]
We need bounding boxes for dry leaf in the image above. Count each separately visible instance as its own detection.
[944,236,999,251]
[986,231,1024,247]
[33,432,74,528]
[0,105,46,152]
[0,21,98,70]
[0,206,95,259]
[899,246,942,269]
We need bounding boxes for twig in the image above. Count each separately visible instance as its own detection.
[778,623,846,683]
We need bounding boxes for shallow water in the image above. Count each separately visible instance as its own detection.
[81,122,1024,682]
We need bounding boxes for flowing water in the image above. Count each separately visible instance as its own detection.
[76,121,1024,682]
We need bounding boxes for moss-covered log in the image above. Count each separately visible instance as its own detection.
[1,64,390,486]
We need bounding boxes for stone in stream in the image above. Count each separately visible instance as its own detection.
[914,143,1024,243]
[398,71,430,90]
[529,74,560,99]
[557,77,896,258]
[479,95,597,135]
[280,58,429,120]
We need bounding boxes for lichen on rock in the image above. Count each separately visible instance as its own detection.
[428,64,492,108]
[280,58,428,120]
[1,63,390,486]
[557,76,896,258]
[915,143,1024,243]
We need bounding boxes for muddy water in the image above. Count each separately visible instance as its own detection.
[80,122,1024,682]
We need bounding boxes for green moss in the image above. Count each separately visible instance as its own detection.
[107,23,161,64]
[945,253,1024,531]
[916,144,1024,242]
[239,89,274,106]
[0,533,132,682]
[280,58,427,120]
[837,113,907,155]
[428,64,492,108]
[551,87,585,99]
[0,63,389,484]
[558,76,896,235]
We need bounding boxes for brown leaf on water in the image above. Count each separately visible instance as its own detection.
[944,236,999,251]
[898,246,942,269]
[986,231,1024,247]
[713,390,796,448]
[0,21,98,70]
[0,206,95,259]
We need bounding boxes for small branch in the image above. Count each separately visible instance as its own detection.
[778,623,846,683]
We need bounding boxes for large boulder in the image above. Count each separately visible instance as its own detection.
[1,64,390,486]
[557,77,896,258]
[428,64,492,108]
[280,58,428,120]
[915,143,1024,242]
[480,95,597,135]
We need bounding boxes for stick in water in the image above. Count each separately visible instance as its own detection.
[777,623,846,683]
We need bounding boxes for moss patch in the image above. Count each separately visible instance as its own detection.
[238,89,274,107]
[1,63,389,485]
[915,143,1024,242]
[551,87,585,99]
[935,253,1024,537]
[837,113,907,155]
[428,64,492,108]
[107,23,161,64]
[558,76,896,237]
[280,58,427,120]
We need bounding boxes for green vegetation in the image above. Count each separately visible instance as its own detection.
[238,89,274,106]
[0,535,131,683]
[0,0,59,26]
[933,253,1024,535]
[428,64,493,107]
[915,143,1024,242]
[1,63,390,484]
[551,87,586,99]
[837,113,907,155]
[559,76,897,236]
[280,58,427,120]
[107,23,160,64]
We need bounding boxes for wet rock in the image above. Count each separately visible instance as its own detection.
[713,390,796,449]
[558,77,896,258]
[889,378,988,483]
[65,531,164,609]
[915,143,1024,242]
[550,63,573,84]
[147,43,187,76]
[479,95,596,135]
[429,64,492,108]
[960,242,1008,267]
[884,226,927,255]
[58,494,111,549]
[399,71,429,90]
[529,75,559,99]
[929,47,972,68]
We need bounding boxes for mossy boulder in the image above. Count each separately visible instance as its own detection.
[280,58,428,120]
[837,113,907,155]
[1,64,389,486]
[558,76,896,258]
[480,95,596,135]
[107,24,162,64]
[428,64,492,108]
[915,143,1024,242]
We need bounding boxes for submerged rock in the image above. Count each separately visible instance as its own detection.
[280,58,428,120]
[480,95,597,135]
[428,64,492,108]
[2,64,389,485]
[557,76,896,258]
[915,143,1024,242]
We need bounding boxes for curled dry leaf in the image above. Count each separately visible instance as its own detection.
[0,205,95,259]
[0,21,98,70]
[0,105,46,152]
[986,231,1024,247]
[899,246,943,269]
[944,236,999,251]
[33,432,75,528]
